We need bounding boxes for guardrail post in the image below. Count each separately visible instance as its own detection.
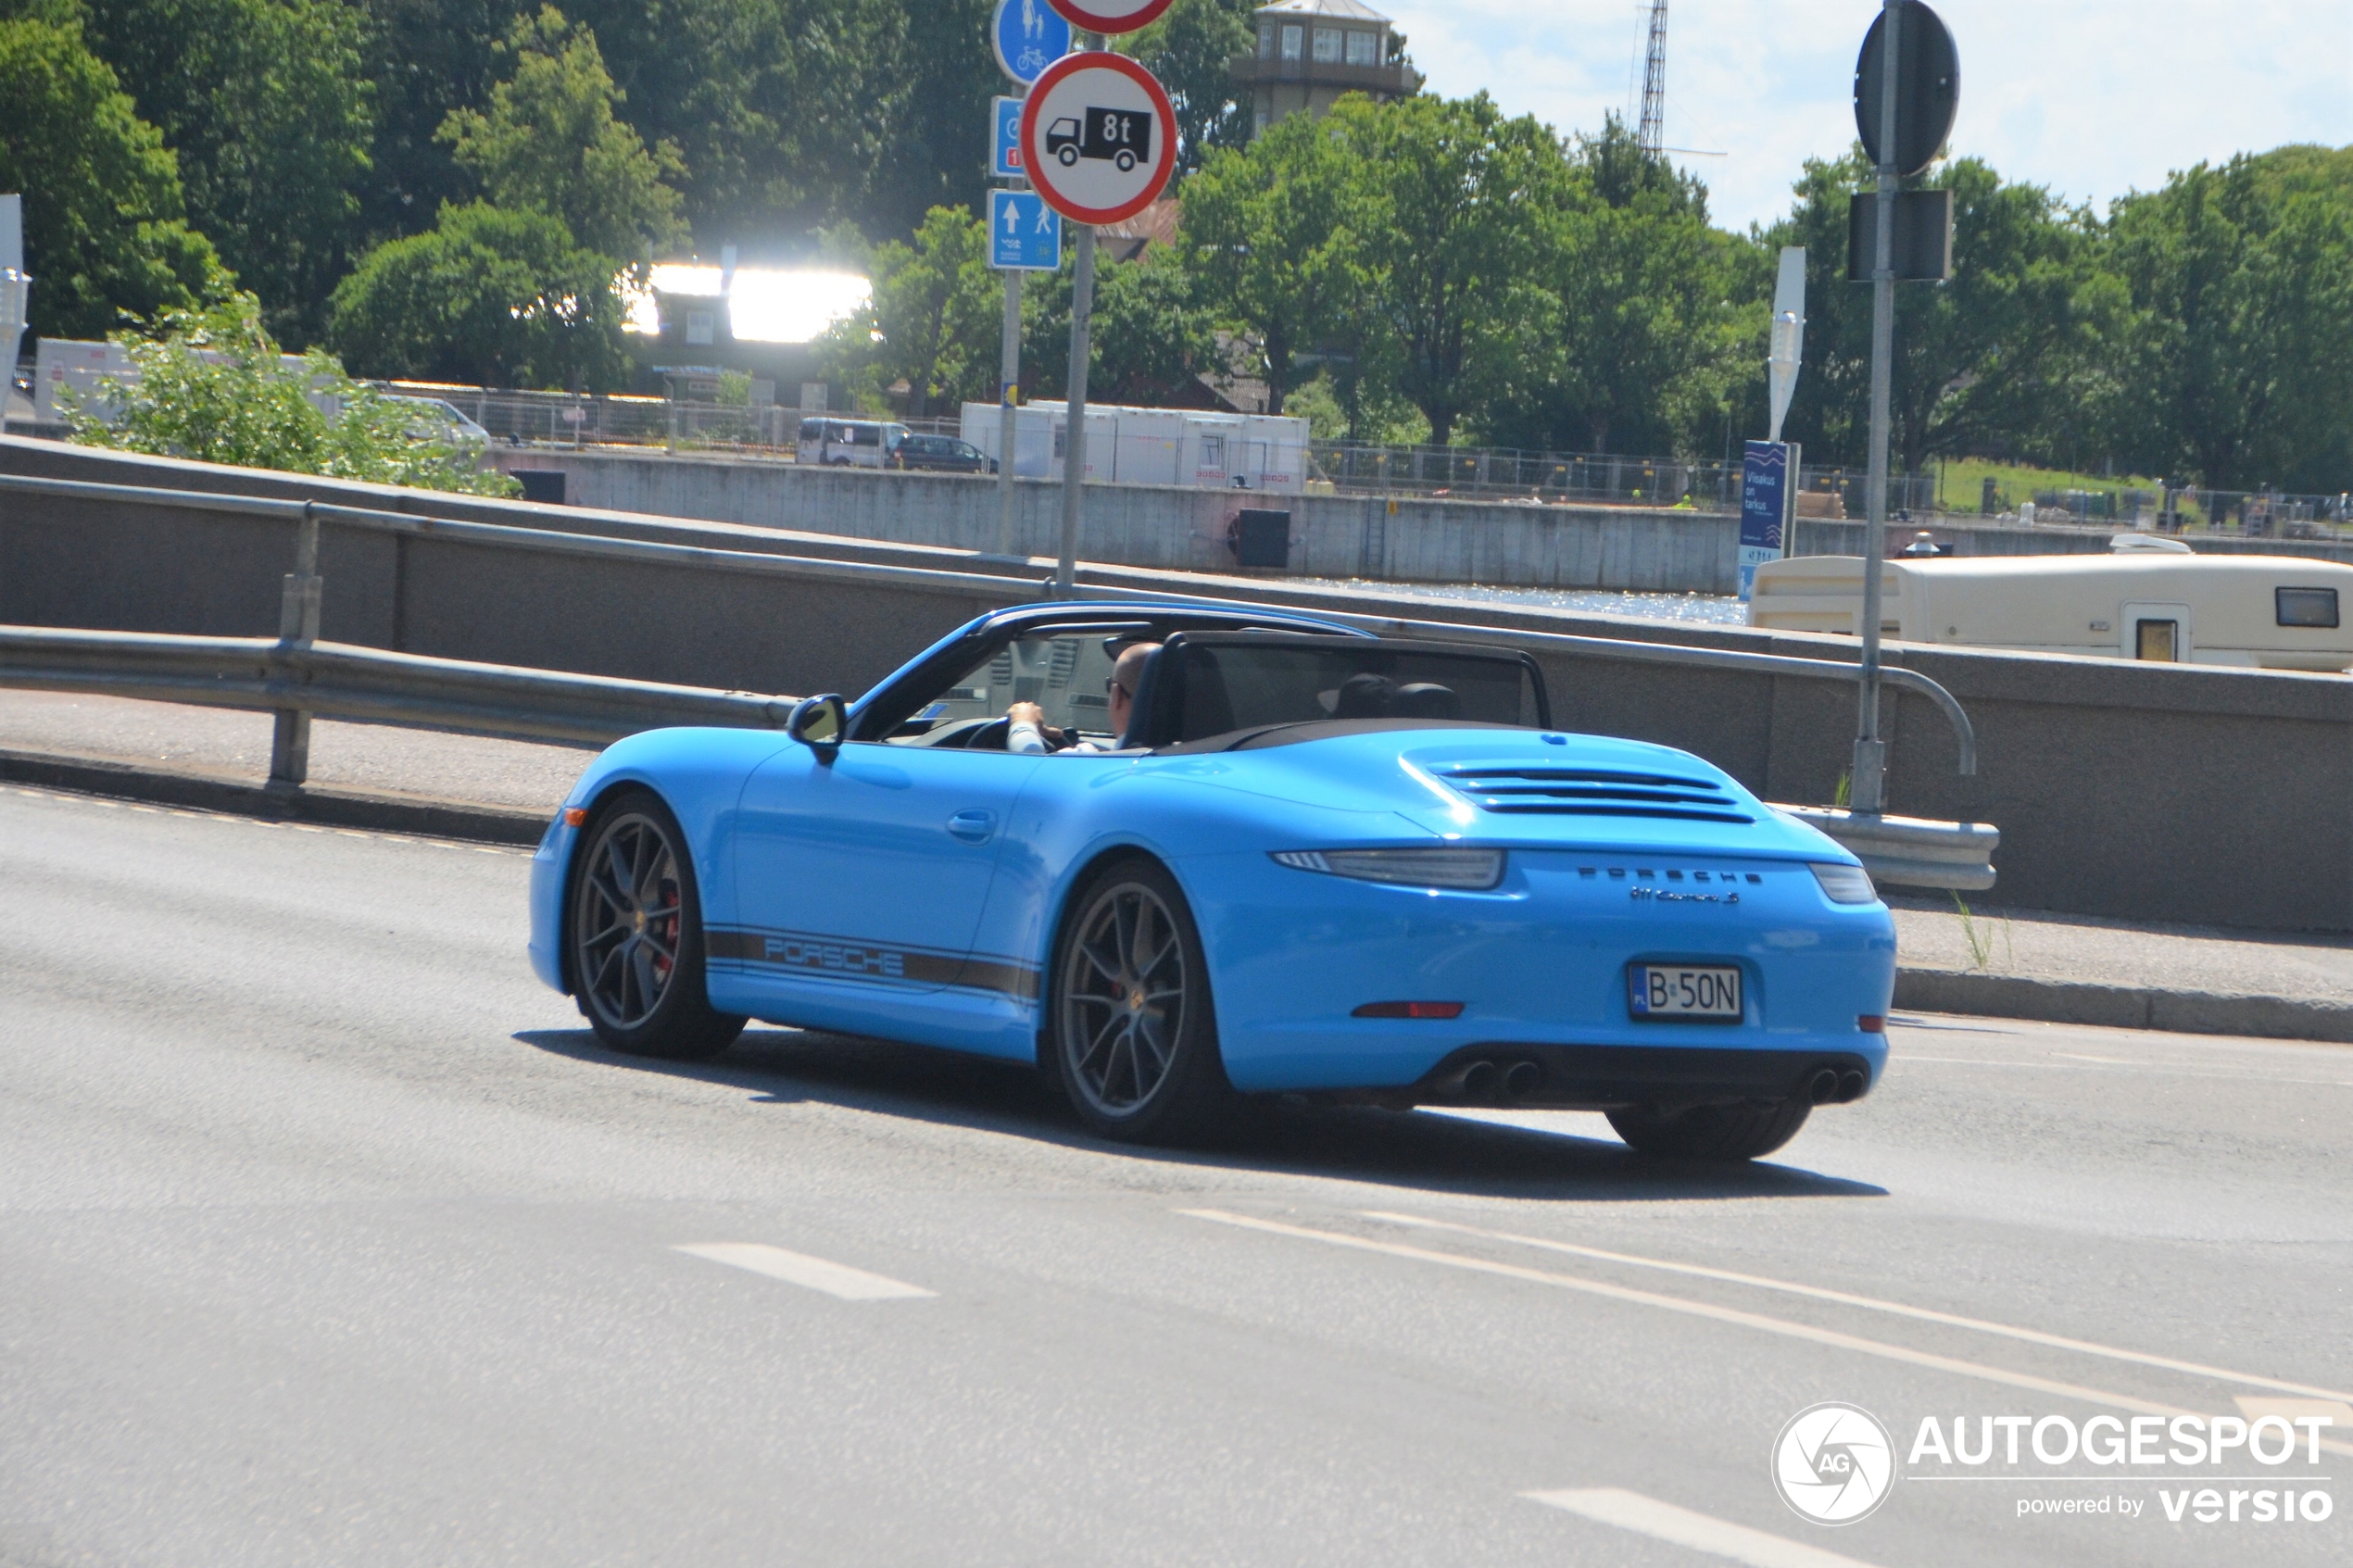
[270,502,323,790]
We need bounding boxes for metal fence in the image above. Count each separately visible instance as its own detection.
[1302,442,1938,516]
[379,383,961,459]
[1969,483,2353,540]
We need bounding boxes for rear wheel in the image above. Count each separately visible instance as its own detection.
[1606,1099,1811,1161]
[571,790,745,1060]
[1049,859,1233,1143]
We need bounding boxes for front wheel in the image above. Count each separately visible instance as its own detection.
[1049,859,1234,1143]
[1606,1099,1811,1161]
[570,790,746,1060]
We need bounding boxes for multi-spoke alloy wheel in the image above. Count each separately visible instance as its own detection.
[569,792,745,1060]
[1051,859,1232,1142]
[578,809,683,1030]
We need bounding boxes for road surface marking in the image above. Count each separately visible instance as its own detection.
[1361,1210,2353,1403]
[1524,1488,1884,1568]
[673,1243,935,1300]
[1178,1210,2353,1457]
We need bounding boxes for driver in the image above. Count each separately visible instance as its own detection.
[1007,642,1158,754]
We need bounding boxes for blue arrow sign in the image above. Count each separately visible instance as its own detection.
[991,96,1026,180]
[992,0,1069,87]
[989,189,1063,271]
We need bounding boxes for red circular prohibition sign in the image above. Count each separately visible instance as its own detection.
[1019,50,1178,227]
[1046,0,1176,32]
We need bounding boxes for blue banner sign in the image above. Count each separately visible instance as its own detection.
[988,189,1063,271]
[992,96,1025,180]
[992,0,1070,86]
[1739,441,1793,601]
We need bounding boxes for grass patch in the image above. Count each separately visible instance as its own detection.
[1932,457,2165,517]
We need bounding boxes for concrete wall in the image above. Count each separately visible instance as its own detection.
[6,436,2351,935]
[490,445,2353,590]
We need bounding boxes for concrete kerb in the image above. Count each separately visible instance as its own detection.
[1893,969,2353,1046]
[0,747,547,846]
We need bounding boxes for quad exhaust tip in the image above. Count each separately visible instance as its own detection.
[1437,1057,1543,1105]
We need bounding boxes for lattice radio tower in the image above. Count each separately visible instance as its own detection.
[1637,1,1668,155]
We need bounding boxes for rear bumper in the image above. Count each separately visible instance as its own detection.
[1406,1043,1880,1110]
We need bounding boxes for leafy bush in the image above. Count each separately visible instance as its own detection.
[67,294,520,496]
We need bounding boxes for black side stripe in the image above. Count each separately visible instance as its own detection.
[707,928,1041,1002]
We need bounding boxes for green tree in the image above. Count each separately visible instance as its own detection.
[327,201,633,391]
[0,9,227,338]
[2103,147,2353,493]
[69,292,517,495]
[1124,0,1254,178]
[73,0,373,345]
[1181,107,1357,415]
[438,6,688,259]
[1019,245,1219,407]
[349,0,513,245]
[1323,93,1560,446]
[1479,116,1745,455]
[1763,150,2108,475]
[819,206,1000,417]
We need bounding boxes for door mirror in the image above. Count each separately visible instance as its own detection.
[788,694,848,753]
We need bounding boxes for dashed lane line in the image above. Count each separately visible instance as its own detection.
[1524,1489,1885,1568]
[1176,1210,2353,1459]
[1360,1210,2353,1405]
[673,1243,936,1301]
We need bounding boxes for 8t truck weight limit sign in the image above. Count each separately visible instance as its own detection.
[1046,107,1151,172]
[1018,52,1176,225]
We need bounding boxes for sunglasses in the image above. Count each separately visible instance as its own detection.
[1103,677,1132,698]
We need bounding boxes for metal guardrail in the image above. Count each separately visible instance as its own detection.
[0,626,803,747]
[0,468,1981,787]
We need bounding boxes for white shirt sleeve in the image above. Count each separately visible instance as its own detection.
[1007,719,1049,755]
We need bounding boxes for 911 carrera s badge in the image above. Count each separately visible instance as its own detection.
[1630,886,1740,905]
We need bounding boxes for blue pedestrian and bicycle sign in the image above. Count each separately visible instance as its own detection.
[988,189,1063,271]
[992,0,1070,86]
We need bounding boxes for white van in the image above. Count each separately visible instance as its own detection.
[797,417,907,469]
[1749,536,2353,671]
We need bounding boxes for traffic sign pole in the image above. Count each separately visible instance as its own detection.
[1852,0,1903,816]
[1056,221,1097,596]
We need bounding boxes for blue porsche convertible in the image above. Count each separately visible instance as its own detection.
[529,602,1896,1160]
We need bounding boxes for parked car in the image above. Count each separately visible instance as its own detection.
[797,418,908,469]
[528,603,1895,1159]
[889,432,998,473]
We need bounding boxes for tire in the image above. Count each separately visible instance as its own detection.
[570,789,746,1060]
[1057,146,1079,167]
[1048,858,1234,1143]
[1115,150,1136,172]
[1605,1099,1812,1161]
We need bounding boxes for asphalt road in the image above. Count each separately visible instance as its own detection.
[4,783,2347,1568]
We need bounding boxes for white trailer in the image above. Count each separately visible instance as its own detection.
[960,400,1310,493]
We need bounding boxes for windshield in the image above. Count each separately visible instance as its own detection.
[906,632,1128,743]
[1156,638,1541,745]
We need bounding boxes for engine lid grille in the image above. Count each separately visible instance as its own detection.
[1441,766,1755,824]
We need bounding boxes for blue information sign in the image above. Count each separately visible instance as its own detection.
[989,189,1063,271]
[991,96,1026,180]
[992,0,1070,86]
[1739,441,1795,601]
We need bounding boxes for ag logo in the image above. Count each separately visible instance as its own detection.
[1772,1403,1896,1524]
